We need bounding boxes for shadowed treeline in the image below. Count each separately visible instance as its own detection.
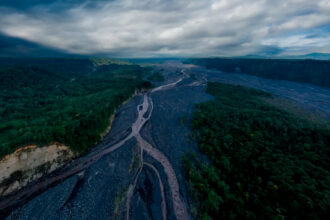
[190,58,330,88]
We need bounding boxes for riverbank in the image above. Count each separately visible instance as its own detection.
[0,88,146,201]
[0,143,75,197]
[4,61,329,220]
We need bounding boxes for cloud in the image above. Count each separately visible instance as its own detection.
[0,33,70,57]
[0,0,329,57]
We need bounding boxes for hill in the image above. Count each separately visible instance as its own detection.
[184,82,330,219]
[190,58,330,88]
[0,58,152,157]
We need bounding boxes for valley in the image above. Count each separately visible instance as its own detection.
[1,61,330,219]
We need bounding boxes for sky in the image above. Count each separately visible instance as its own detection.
[0,0,330,57]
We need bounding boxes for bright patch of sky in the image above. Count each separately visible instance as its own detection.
[0,0,329,57]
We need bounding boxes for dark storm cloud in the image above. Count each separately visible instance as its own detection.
[0,0,109,10]
[0,0,329,57]
[0,33,70,57]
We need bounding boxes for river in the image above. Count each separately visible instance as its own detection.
[2,61,330,220]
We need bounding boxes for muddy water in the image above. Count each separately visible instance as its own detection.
[2,75,189,220]
[127,78,189,220]
[3,61,329,220]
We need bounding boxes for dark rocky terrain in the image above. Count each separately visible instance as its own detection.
[3,61,330,220]
[202,68,330,118]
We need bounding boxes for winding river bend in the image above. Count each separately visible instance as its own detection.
[0,72,189,220]
[2,61,330,220]
[122,75,190,220]
[130,91,189,220]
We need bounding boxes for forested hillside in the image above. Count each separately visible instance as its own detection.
[0,58,152,157]
[190,58,330,88]
[184,82,330,219]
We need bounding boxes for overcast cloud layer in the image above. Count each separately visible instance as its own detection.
[0,0,330,57]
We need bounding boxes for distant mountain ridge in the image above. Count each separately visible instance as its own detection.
[279,53,330,60]
[0,33,71,57]
[189,58,330,88]
[241,53,330,60]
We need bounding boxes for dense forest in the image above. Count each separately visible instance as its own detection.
[184,82,330,219]
[0,58,152,158]
[147,72,165,82]
[190,58,330,88]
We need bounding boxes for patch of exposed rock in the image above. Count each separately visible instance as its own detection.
[0,143,75,196]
